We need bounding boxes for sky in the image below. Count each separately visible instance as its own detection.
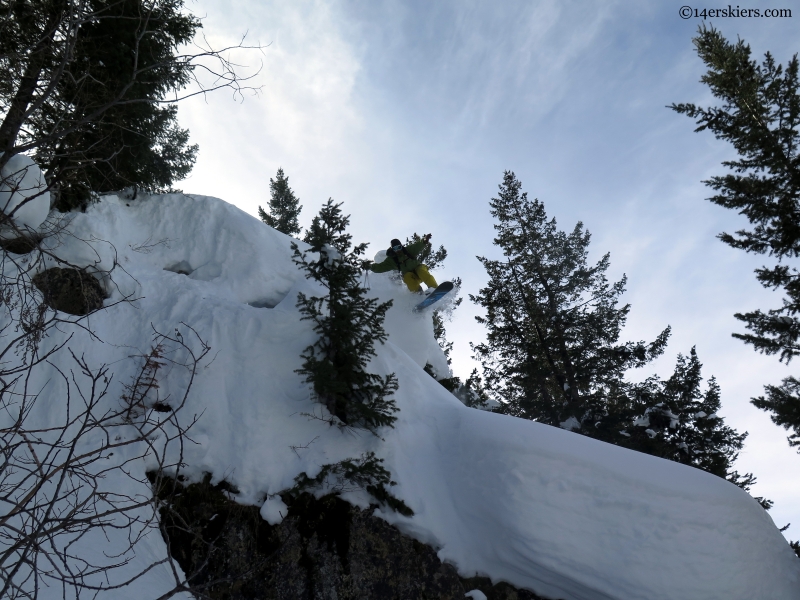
[175,0,800,540]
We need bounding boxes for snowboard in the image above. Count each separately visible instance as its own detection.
[412,281,454,312]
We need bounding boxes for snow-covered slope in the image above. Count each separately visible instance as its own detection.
[12,193,800,599]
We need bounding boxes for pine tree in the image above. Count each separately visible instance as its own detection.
[289,199,410,515]
[616,350,759,487]
[472,171,764,499]
[670,26,800,452]
[259,168,302,236]
[472,171,670,430]
[7,0,200,210]
[1,0,258,212]
[454,368,491,409]
[625,349,771,508]
[292,199,398,431]
[404,232,449,270]
[286,451,412,516]
[54,0,197,209]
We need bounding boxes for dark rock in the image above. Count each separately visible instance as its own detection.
[151,474,553,600]
[32,267,105,315]
[0,235,38,255]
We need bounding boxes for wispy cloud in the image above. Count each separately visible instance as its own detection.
[178,0,368,214]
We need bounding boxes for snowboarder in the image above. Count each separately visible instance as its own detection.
[365,235,438,293]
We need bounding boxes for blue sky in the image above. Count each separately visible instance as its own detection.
[176,0,800,539]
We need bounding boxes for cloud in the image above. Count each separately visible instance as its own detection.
[177,0,367,216]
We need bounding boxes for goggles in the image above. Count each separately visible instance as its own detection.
[392,244,403,251]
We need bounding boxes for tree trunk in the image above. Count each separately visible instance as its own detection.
[0,11,63,171]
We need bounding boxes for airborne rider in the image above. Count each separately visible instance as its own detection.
[365,235,438,293]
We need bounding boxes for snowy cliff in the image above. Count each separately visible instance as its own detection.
[6,192,800,600]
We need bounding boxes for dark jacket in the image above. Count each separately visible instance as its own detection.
[370,240,426,274]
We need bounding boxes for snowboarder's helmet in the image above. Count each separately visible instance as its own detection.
[390,239,402,251]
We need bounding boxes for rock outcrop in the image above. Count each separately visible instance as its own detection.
[32,267,105,315]
[153,474,550,600]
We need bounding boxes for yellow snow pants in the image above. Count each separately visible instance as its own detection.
[402,265,438,293]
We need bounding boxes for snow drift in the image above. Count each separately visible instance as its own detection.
[0,153,50,238]
[6,192,800,599]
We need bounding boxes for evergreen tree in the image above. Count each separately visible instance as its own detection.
[259,167,302,236]
[638,350,771,508]
[610,349,765,500]
[289,199,409,514]
[472,171,670,430]
[43,0,198,210]
[453,368,491,409]
[292,198,398,431]
[472,171,764,499]
[2,0,200,210]
[404,232,450,270]
[1,0,258,211]
[671,26,800,452]
[287,451,412,516]
[0,0,68,155]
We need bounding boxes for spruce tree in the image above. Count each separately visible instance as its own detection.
[621,350,772,508]
[259,168,302,236]
[454,368,491,409]
[1,0,259,212]
[472,171,670,430]
[473,171,764,498]
[287,451,412,516]
[404,232,449,270]
[671,26,800,452]
[289,199,410,514]
[14,0,200,210]
[292,199,397,431]
[612,349,765,500]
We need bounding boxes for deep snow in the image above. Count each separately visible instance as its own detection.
[0,153,50,237]
[5,192,800,599]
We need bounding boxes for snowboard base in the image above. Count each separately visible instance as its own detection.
[412,281,454,312]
